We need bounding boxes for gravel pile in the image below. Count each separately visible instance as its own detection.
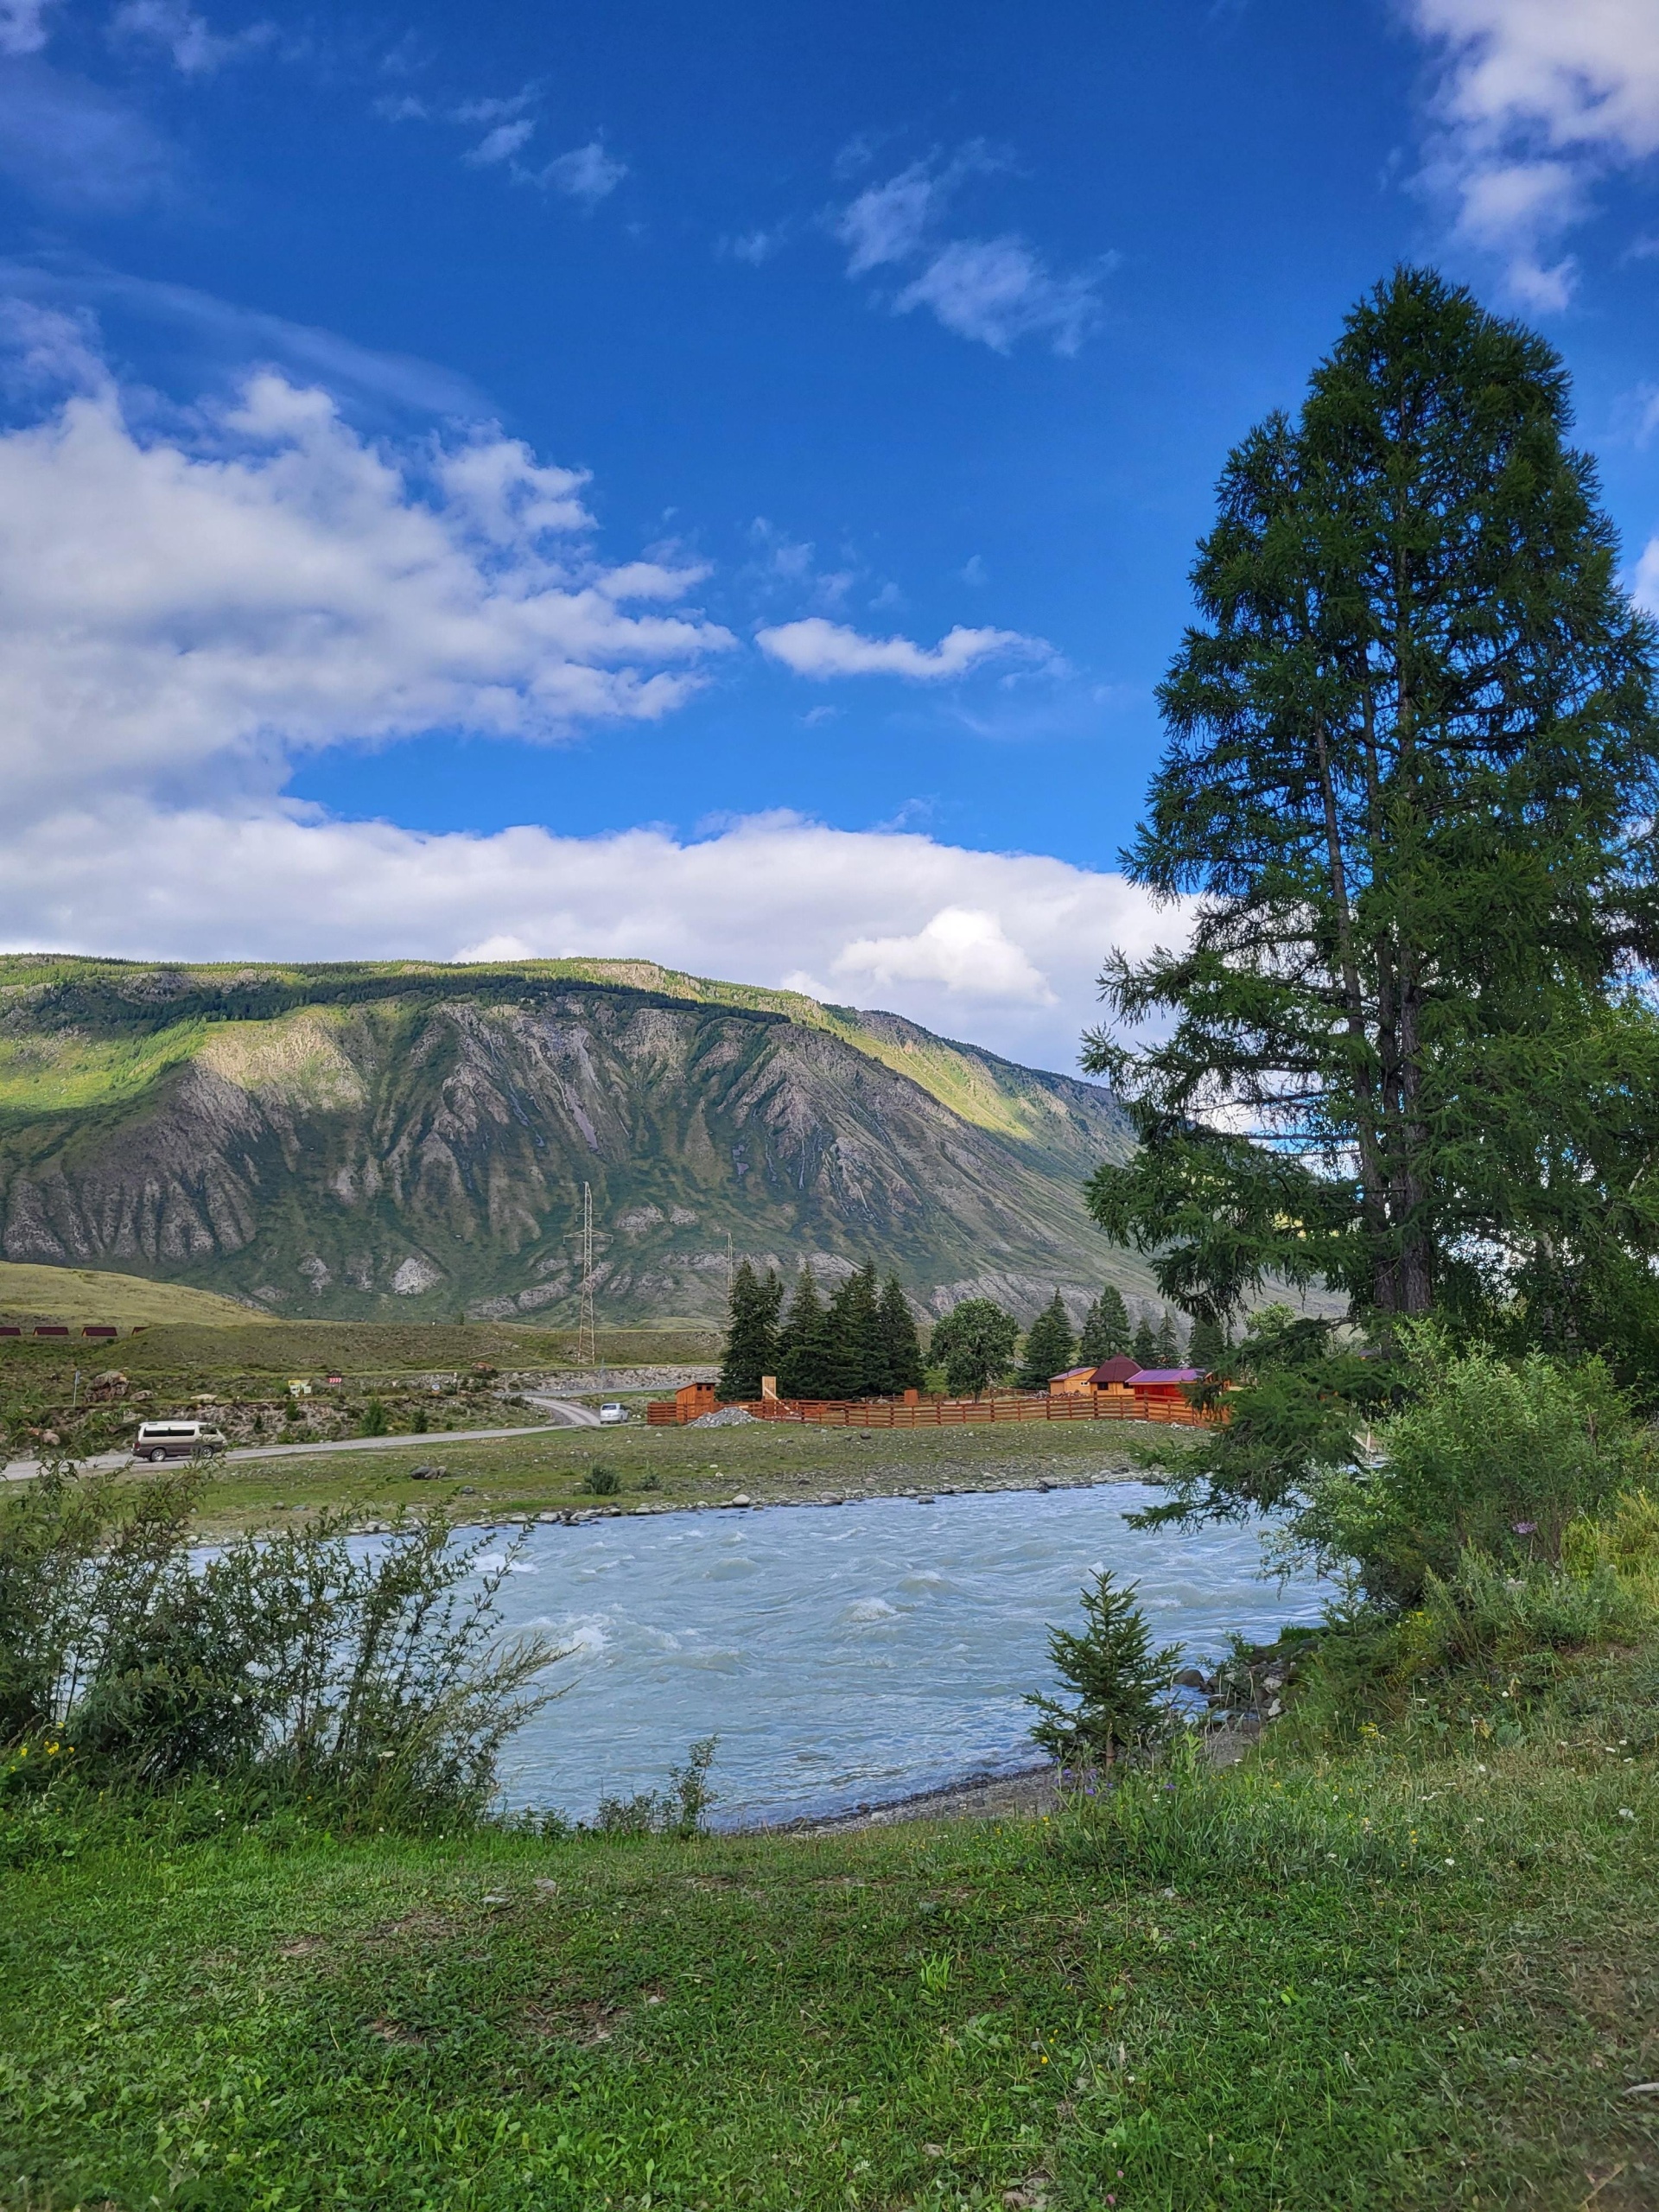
[687,1405,758,1427]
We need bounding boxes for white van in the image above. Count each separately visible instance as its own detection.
[134,1421,228,1463]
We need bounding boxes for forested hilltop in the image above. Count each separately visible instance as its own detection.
[0,956,1142,1325]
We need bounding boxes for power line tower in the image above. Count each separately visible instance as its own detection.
[578,1181,595,1369]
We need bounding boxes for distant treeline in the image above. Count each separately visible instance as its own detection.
[718,1266,1228,1402]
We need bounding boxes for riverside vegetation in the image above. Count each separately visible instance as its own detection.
[8,267,1659,2206]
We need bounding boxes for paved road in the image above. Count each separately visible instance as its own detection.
[2,1402,613,1482]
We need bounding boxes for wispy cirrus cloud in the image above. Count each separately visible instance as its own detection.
[757,616,1048,681]
[1405,0,1659,308]
[384,79,626,204]
[109,0,275,75]
[834,143,1109,354]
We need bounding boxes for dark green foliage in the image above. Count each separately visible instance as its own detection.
[1132,1306,1395,1529]
[1078,1284,1131,1363]
[581,1465,621,1497]
[827,1263,885,1398]
[1131,1314,1158,1369]
[1026,1569,1181,1767]
[359,1396,390,1438]
[717,1261,783,1400]
[930,1299,1020,1396]
[1187,1314,1228,1370]
[1017,1294,1077,1389]
[775,1268,852,1401]
[877,1275,925,1395]
[594,1737,718,1840]
[1154,1311,1182,1366]
[1084,268,1659,1366]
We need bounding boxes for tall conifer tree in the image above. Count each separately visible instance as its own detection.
[1018,1293,1077,1388]
[831,1263,885,1398]
[878,1276,925,1395]
[1079,1285,1132,1363]
[1131,1313,1158,1369]
[1084,268,1659,1360]
[1154,1311,1182,1367]
[717,1260,781,1401]
[1186,1314,1228,1371]
[776,1267,844,1401]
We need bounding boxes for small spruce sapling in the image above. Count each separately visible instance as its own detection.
[1027,1569,1182,1770]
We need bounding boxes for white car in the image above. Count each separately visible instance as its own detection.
[598,1402,628,1425]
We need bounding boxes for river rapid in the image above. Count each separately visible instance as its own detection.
[480,1478,1326,1827]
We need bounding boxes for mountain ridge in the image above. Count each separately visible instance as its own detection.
[0,955,1149,1323]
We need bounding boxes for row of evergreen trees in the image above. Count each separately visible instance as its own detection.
[719,1264,1231,1404]
[717,1261,925,1403]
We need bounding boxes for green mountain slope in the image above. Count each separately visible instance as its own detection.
[0,956,1147,1323]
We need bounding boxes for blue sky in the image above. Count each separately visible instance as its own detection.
[1,0,1657,1068]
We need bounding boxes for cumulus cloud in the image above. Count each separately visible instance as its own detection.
[0,806,1177,1070]
[109,0,274,74]
[0,316,1160,1071]
[1407,0,1659,305]
[834,144,1107,354]
[466,118,535,167]
[756,616,1046,681]
[0,314,733,820]
[830,906,1055,1004]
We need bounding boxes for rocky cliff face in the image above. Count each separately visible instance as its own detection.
[0,957,1144,1322]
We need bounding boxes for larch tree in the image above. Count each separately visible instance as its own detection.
[1084,268,1659,1364]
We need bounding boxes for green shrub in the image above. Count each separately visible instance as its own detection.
[581,1464,621,1497]
[593,1737,717,1839]
[1402,1552,1654,1673]
[0,1463,562,1824]
[1295,1330,1649,1605]
[358,1396,390,1438]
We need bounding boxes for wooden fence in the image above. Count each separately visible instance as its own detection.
[648,1389,1223,1430]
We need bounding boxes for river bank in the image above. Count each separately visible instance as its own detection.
[183,1416,1167,1536]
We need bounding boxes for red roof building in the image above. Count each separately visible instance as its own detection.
[1128,1365,1206,1402]
[1091,1356,1143,1388]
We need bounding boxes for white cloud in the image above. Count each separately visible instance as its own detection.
[0,58,175,208]
[0,806,1177,1071]
[0,317,1165,1073]
[830,906,1056,1004]
[757,616,1046,681]
[0,315,733,820]
[834,144,1106,354]
[723,225,788,265]
[540,140,626,205]
[0,0,57,55]
[1407,0,1659,303]
[109,0,274,73]
[894,237,1101,356]
[467,118,535,167]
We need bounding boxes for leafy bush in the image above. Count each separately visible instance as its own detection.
[1401,1552,1653,1673]
[359,1396,390,1438]
[930,1300,1020,1396]
[0,1462,562,1823]
[1026,1570,1181,1768]
[1296,1332,1649,1605]
[581,1464,621,1497]
[593,1737,717,1839]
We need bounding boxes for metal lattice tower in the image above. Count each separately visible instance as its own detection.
[578,1182,595,1368]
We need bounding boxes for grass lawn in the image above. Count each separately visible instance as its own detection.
[191,1420,1152,1535]
[3,1693,1656,2211]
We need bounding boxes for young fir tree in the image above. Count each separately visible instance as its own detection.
[1078,1285,1132,1363]
[1131,1313,1159,1369]
[1017,1294,1077,1389]
[931,1299,1020,1397]
[716,1261,783,1401]
[1186,1313,1228,1372]
[775,1267,845,1402]
[1154,1311,1182,1367]
[1084,269,1659,1376]
[877,1275,925,1395]
[829,1263,884,1399]
[1026,1570,1183,1770]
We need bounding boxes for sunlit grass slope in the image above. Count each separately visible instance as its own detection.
[0,1261,269,1327]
